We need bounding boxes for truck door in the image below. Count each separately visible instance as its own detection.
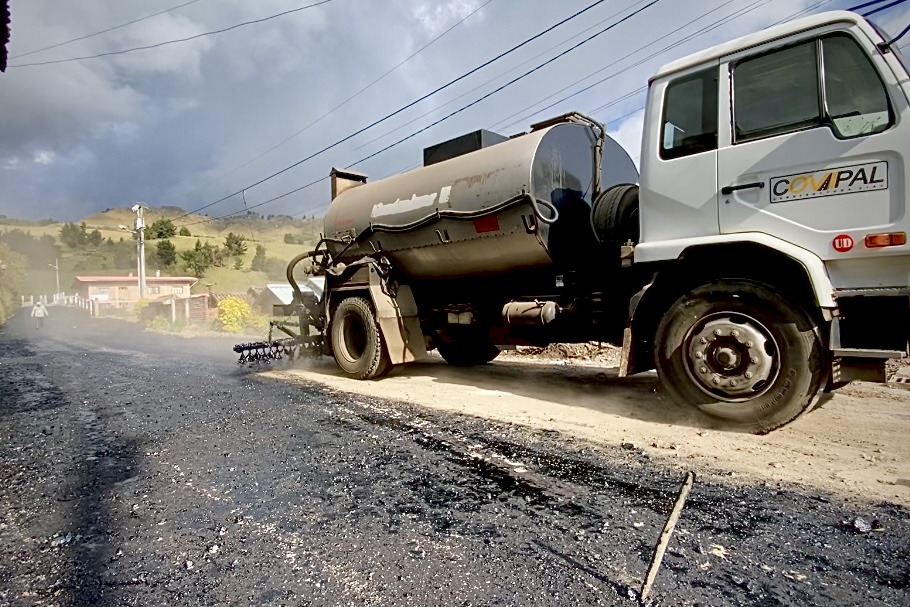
[716,23,910,289]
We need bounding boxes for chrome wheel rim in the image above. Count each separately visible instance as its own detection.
[683,312,779,402]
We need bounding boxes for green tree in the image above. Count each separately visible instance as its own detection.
[179,226,191,237]
[0,229,60,267]
[59,222,87,248]
[223,232,248,257]
[147,218,177,239]
[180,239,214,277]
[156,239,177,267]
[251,244,267,271]
[88,229,103,247]
[234,257,244,270]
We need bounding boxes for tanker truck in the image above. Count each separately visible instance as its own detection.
[238,10,910,433]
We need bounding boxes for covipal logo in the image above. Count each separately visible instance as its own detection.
[769,161,888,203]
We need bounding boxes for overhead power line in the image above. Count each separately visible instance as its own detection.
[862,0,910,17]
[347,1,661,169]
[350,0,649,153]
[178,0,843,227]
[12,0,207,59]
[492,0,835,133]
[8,0,336,68]
[487,0,749,133]
[177,0,662,228]
[192,0,497,195]
[170,0,615,222]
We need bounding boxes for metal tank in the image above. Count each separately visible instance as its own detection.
[323,118,638,280]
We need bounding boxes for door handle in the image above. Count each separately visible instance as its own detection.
[721,182,764,195]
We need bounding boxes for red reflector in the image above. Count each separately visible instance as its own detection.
[865,232,907,248]
[473,215,500,233]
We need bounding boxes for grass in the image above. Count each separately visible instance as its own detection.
[1,206,323,299]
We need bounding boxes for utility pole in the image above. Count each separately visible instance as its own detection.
[133,204,147,299]
[48,258,60,301]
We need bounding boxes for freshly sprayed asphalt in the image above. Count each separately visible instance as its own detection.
[0,308,907,606]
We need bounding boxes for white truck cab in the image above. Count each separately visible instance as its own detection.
[624,10,910,430]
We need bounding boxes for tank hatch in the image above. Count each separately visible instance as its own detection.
[422,129,508,167]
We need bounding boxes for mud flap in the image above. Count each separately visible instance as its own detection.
[619,327,633,378]
[367,281,427,365]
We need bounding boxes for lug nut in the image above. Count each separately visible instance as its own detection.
[744,372,754,379]
[750,356,759,364]
[700,367,708,374]
[712,377,721,385]
[730,380,738,387]
[700,337,709,344]
[746,341,754,347]
[695,352,703,359]
[713,329,722,336]
[731,329,740,337]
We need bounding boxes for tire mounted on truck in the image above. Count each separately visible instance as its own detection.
[654,281,824,434]
[330,297,390,380]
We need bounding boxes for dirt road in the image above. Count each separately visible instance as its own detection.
[271,353,910,507]
[1,309,908,606]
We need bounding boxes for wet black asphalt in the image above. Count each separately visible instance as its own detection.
[0,308,908,606]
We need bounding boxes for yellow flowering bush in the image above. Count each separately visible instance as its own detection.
[217,296,253,333]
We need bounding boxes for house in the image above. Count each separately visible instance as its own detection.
[73,275,198,311]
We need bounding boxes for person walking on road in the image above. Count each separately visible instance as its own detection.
[31,302,49,329]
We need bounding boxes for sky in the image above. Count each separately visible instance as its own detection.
[0,0,907,222]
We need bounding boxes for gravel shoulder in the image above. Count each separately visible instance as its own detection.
[270,353,910,508]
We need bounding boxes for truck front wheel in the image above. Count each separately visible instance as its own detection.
[654,281,823,434]
[331,297,391,380]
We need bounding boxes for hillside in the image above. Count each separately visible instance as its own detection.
[0,206,324,299]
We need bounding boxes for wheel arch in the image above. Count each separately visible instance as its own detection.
[326,260,427,365]
[623,241,833,376]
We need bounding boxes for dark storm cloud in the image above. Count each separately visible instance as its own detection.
[0,0,838,220]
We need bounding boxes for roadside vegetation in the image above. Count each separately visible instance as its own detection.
[0,243,27,325]
[0,207,322,297]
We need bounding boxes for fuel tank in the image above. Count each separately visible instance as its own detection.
[323,121,638,280]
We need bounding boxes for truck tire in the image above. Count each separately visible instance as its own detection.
[330,297,391,380]
[592,184,639,247]
[435,331,501,367]
[653,281,823,434]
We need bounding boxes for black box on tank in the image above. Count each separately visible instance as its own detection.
[423,130,509,167]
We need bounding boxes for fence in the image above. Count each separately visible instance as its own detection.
[139,294,212,326]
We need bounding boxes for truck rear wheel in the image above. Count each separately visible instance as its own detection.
[435,330,501,367]
[654,281,823,434]
[331,297,391,380]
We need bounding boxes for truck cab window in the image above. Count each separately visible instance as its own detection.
[733,41,820,142]
[822,34,892,138]
[733,35,892,142]
[660,67,718,160]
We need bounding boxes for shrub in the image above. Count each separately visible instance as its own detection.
[134,298,152,319]
[148,316,174,332]
[217,296,252,333]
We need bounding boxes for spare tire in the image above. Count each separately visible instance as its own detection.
[592,184,639,248]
